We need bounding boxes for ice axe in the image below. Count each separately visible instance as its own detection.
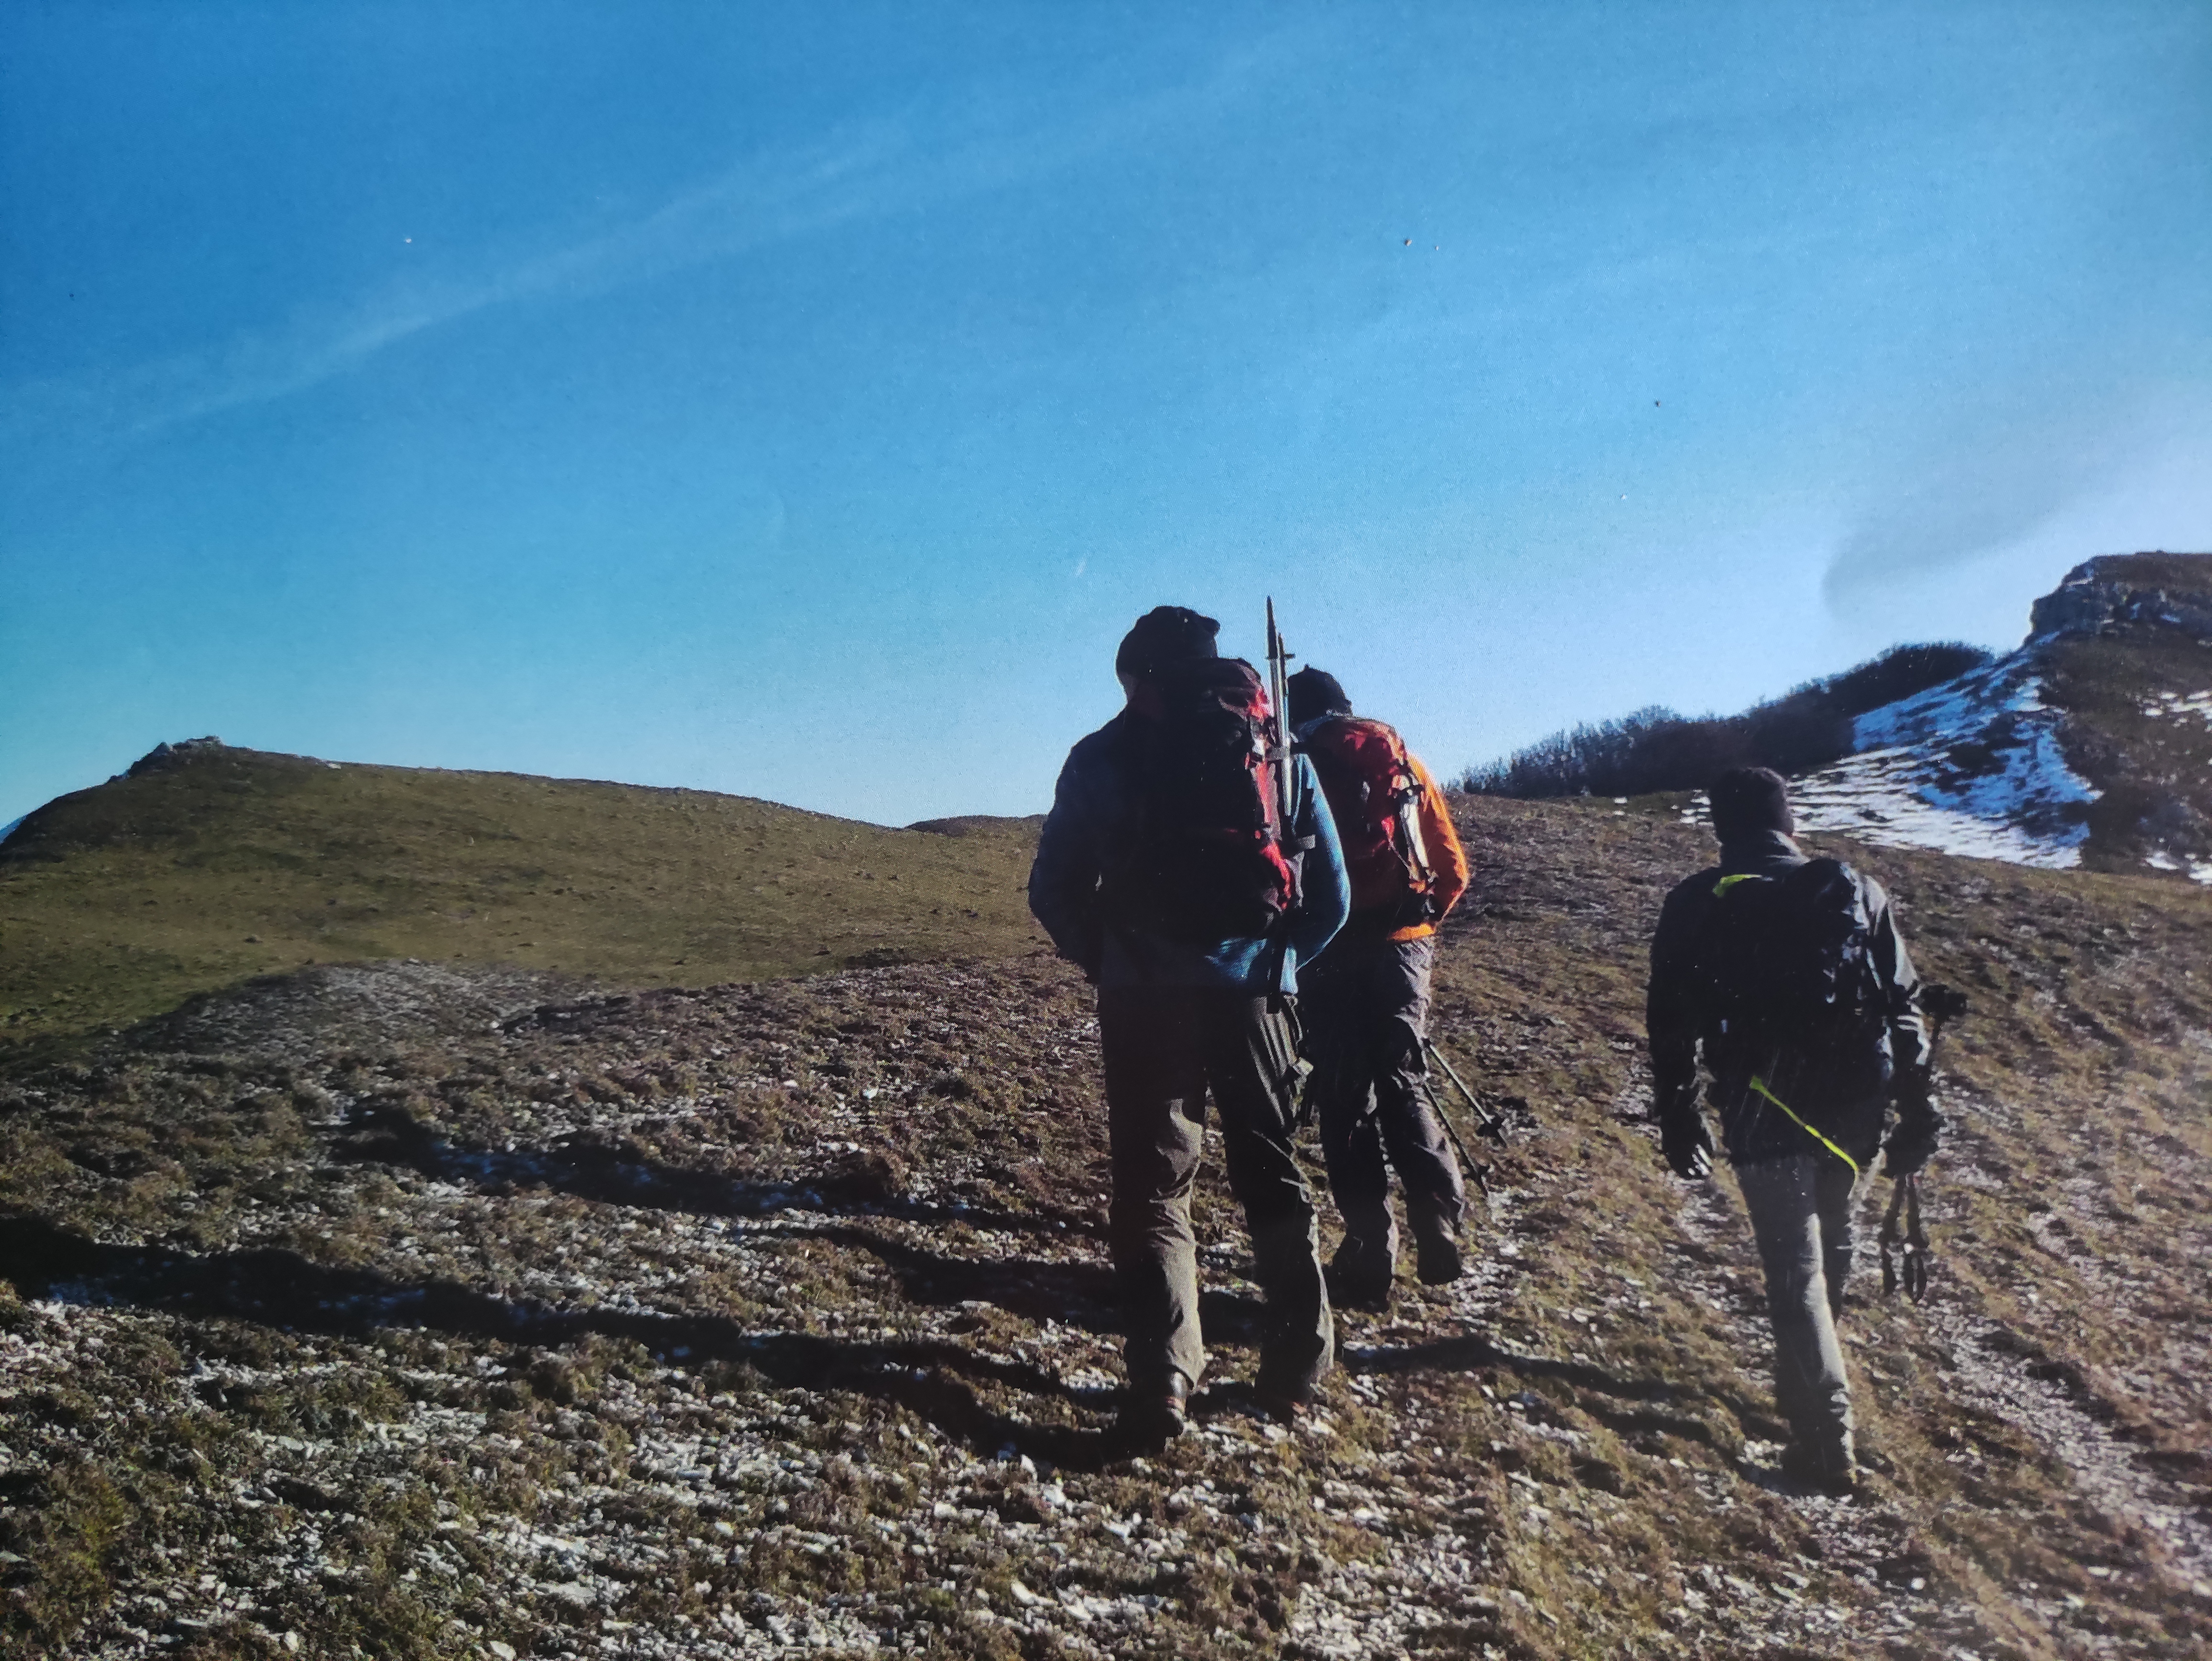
[1261,598,1312,997]
[1263,596,1298,835]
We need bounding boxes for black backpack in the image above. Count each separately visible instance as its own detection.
[1104,657,1298,943]
[1693,858,1887,1090]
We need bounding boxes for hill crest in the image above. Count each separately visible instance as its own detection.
[0,741,1044,1056]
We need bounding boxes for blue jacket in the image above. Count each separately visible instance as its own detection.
[1028,712,1349,992]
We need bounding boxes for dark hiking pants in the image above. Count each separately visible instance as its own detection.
[1300,934,1465,1293]
[1097,986,1335,1401]
[1735,1153,1860,1466]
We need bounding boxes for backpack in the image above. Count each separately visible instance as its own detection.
[1299,716,1434,919]
[1692,858,1888,1095]
[1105,657,1299,943]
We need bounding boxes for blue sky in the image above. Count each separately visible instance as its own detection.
[4,1,2209,825]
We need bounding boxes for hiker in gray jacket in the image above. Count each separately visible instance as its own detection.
[1646,767,1937,1495]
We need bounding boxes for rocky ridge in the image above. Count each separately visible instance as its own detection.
[1780,553,2212,879]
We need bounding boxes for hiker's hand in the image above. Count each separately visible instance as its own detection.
[1660,1116,1714,1180]
[1882,1125,1937,1179]
[1884,1080,1942,1178]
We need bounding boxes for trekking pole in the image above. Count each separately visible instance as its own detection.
[1421,1034,1509,1146]
[1879,1175,1930,1301]
[1879,983,1964,1303]
[1419,1078,1494,1198]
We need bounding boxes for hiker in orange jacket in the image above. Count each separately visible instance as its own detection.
[1287,668,1473,1310]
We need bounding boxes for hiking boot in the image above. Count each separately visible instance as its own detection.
[1251,1376,1320,1426]
[1111,1378,1191,1456]
[1415,1231,1465,1286]
[1325,1259,1393,1314]
[1327,1238,1395,1313]
[1779,1439,1858,1498]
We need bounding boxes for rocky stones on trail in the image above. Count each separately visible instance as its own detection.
[2,795,2208,1658]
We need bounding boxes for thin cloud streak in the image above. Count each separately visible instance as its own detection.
[0,53,1271,452]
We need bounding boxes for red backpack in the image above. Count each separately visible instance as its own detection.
[1105,658,1300,943]
[1299,717,1434,916]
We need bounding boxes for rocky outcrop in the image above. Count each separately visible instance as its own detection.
[2028,553,2212,644]
[1783,554,2212,880]
[124,736,226,778]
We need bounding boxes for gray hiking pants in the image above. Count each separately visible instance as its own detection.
[1098,986,1335,1401]
[1734,1153,1860,1462]
[1300,934,1465,1291]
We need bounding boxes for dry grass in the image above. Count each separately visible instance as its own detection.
[0,786,2207,1658]
[2045,630,2212,872]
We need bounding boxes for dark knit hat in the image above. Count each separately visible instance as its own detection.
[1709,766,1795,841]
[1286,667,1351,726]
[1115,605,1219,678]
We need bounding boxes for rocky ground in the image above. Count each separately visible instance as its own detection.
[2,796,2208,1659]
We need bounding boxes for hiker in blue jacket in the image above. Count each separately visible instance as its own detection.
[1030,605,1350,1450]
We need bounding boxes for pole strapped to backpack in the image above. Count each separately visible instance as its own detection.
[1746,1074,1860,1177]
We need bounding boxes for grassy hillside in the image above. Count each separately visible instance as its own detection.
[0,742,1044,1058]
[1,792,2206,1659]
[2047,630,2212,874]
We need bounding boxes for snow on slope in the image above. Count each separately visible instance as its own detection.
[2141,688,2212,725]
[1784,652,2100,870]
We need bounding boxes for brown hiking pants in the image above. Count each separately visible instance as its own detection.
[1097,986,1335,1401]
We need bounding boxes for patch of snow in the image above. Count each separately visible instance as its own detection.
[2144,850,2212,885]
[1782,653,2097,868]
[1851,651,2044,750]
[2141,689,2212,725]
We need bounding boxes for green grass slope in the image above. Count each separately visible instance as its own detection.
[0,742,1044,1057]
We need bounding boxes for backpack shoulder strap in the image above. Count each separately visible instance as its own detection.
[1786,855,1853,886]
[1776,857,1870,919]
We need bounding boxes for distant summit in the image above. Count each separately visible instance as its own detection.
[126,735,228,777]
[0,742,1046,1052]
[2029,552,2212,642]
[1785,553,2212,878]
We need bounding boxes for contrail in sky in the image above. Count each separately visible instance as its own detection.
[0,47,1282,450]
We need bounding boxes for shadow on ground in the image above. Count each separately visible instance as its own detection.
[0,1211,1139,1472]
[335,1098,1107,1242]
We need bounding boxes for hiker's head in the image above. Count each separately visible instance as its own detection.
[1286,667,1350,727]
[1709,766,1794,842]
[1115,606,1219,701]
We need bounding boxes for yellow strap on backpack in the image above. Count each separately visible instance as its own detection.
[1747,1074,1860,1177]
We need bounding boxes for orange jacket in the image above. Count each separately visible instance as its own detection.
[1390,754,1468,942]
